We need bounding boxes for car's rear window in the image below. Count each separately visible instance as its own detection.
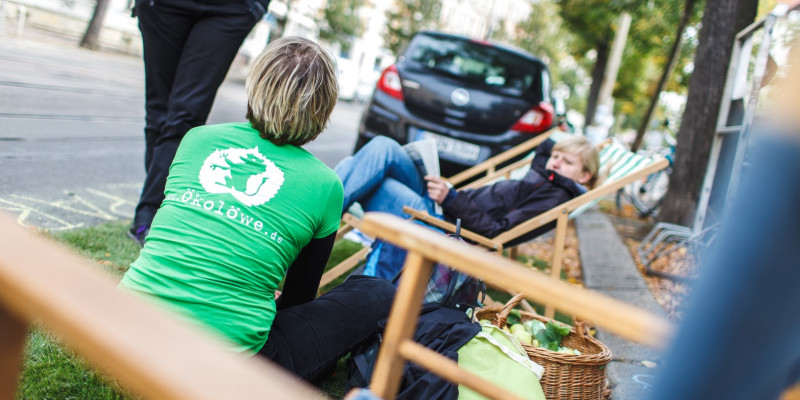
[405,34,546,98]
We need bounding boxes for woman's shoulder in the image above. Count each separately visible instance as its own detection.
[304,158,343,189]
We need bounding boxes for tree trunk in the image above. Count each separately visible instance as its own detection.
[584,41,609,127]
[80,0,111,50]
[658,0,758,226]
[632,0,698,152]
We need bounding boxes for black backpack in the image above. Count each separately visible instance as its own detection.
[346,219,485,395]
[419,219,486,311]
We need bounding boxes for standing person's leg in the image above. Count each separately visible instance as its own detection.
[258,275,395,383]
[134,1,258,234]
[131,0,195,235]
[335,136,427,213]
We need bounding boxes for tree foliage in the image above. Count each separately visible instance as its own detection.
[383,0,442,55]
[513,1,587,112]
[631,0,700,152]
[318,0,365,54]
[546,0,703,129]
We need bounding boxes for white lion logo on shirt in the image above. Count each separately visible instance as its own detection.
[199,147,285,206]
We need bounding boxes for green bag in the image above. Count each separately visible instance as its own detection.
[457,322,546,400]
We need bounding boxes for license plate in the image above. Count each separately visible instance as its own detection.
[418,131,481,162]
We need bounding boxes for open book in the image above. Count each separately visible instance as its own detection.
[403,139,443,215]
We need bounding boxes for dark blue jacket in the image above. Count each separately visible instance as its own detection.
[442,139,585,245]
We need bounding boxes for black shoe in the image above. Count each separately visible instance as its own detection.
[127,224,150,247]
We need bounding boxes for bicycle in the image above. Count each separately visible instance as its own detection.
[615,143,675,218]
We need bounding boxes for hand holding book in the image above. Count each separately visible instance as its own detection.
[403,139,443,214]
[425,176,450,205]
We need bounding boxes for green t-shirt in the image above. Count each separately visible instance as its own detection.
[119,122,343,354]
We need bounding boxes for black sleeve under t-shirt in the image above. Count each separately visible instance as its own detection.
[275,232,336,311]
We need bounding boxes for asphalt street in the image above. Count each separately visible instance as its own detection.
[0,34,365,231]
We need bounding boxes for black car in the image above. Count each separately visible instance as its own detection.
[355,31,555,177]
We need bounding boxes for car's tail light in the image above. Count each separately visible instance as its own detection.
[511,102,554,133]
[376,65,404,100]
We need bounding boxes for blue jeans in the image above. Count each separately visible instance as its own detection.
[257,275,395,383]
[335,136,439,218]
[335,137,442,279]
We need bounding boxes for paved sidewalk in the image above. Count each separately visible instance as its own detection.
[576,210,667,400]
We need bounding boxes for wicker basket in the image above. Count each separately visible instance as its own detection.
[474,294,612,400]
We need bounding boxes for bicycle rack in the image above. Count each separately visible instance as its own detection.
[637,223,718,283]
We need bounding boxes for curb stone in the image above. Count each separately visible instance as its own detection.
[575,210,667,400]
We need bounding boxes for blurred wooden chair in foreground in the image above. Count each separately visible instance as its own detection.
[0,215,319,400]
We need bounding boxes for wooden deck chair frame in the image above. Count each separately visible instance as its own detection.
[402,140,670,317]
[354,213,674,400]
[319,212,370,288]
[0,214,318,400]
[319,129,560,291]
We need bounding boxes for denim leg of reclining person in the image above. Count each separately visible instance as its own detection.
[257,275,396,383]
[335,136,428,214]
[360,178,440,279]
[335,136,443,280]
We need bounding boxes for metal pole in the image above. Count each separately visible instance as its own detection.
[596,12,631,110]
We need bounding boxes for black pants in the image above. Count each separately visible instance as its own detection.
[257,275,396,383]
[132,0,262,227]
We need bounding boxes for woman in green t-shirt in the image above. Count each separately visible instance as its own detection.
[119,36,395,383]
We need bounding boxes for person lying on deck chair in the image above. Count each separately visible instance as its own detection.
[335,135,600,280]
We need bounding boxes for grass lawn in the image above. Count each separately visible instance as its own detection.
[16,221,570,399]
[16,221,362,400]
[18,223,143,400]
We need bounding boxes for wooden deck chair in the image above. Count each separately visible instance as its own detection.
[402,139,670,317]
[318,128,561,291]
[347,213,673,400]
[319,212,371,288]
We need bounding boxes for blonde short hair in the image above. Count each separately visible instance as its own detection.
[553,135,600,188]
[246,36,338,146]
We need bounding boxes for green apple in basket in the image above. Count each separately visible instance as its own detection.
[512,329,533,345]
[510,324,526,334]
[524,319,546,336]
